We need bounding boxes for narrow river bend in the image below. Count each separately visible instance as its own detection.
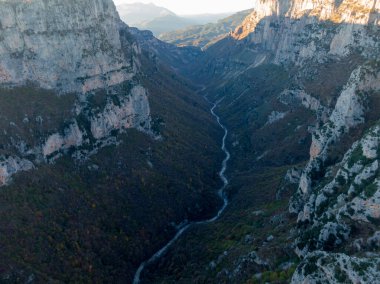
[133,101,231,284]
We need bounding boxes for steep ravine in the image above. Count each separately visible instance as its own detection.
[133,99,231,284]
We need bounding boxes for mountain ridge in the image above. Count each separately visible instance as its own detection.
[159,9,254,49]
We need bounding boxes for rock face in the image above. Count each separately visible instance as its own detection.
[307,65,379,158]
[279,89,329,122]
[295,124,380,253]
[290,64,380,210]
[291,251,380,284]
[266,111,287,125]
[198,0,379,83]
[0,0,134,93]
[39,82,151,162]
[0,157,34,186]
[90,86,151,140]
[233,0,380,65]
[222,0,380,232]
[0,0,152,185]
[42,121,84,158]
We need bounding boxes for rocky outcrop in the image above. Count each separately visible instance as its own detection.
[0,157,34,186]
[43,121,84,158]
[0,0,135,93]
[279,90,329,121]
[266,111,287,125]
[232,0,281,40]
[308,66,374,158]
[285,168,302,184]
[291,251,380,284]
[23,83,151,167]
[290,63,380,212]
[91,86,151,140]
[127,27,202,74]
[292,122,380,265]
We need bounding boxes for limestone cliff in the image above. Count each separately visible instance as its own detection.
[0,0,135,93]
[291,251,380,283]
[201,0,379,76]
[233,0,379,65]
[295,123,380,255]
[0,0,152,185]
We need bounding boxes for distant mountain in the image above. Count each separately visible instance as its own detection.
[137,14,196,36]
[116,3,231,36]
[159,9,253,49]
[116,2,175,26]
[182,13,232,24]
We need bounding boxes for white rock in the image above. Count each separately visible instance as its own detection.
[0,157,34,186]
[43,121,84,158]
[266,111,287,125]
[90,85,151,139]
[292,251,380,284]
[0,0,134,93]
[353,160,378,186]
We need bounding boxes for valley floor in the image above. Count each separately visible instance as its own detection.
[136,91,303,283]
[134,100,231,284]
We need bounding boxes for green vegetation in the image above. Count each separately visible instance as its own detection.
[159,9,253,48]
[352,261,372,276]
[334,265,349,283]
[142,163,300,283]
[0,85,76,155]
[302,54,365,106]
[248,265,296,283]
[0,51,224,282]
[348,145,365,168]
[364,182,378,198]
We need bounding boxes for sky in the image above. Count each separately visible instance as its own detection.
[113,0,254,15]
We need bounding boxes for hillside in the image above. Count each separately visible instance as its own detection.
[137,14,196,36]
[0,0,223,282]
[159,9,253,49]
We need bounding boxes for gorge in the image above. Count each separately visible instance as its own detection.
[0,0,379,283]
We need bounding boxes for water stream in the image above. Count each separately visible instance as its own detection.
[133,101,230,284]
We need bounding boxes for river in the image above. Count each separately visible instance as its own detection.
[133,101,230,284]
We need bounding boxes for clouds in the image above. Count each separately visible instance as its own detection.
[113,0,254,15]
